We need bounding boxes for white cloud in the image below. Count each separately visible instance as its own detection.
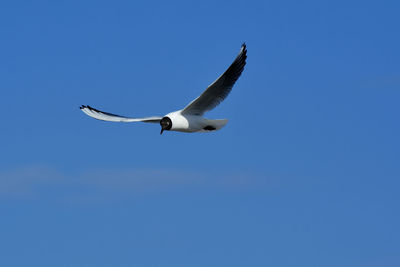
[0,165,266,199]
[0,166,64,196]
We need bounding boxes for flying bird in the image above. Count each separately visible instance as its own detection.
[80,43,247,134]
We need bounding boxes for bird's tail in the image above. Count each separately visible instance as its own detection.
[202,119,228,132]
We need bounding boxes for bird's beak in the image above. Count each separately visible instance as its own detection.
[160,128,164,135]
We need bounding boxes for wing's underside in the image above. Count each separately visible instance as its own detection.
[80,105,162,123]
[182,43,247,116]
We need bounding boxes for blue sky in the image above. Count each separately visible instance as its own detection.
[1,0,399,266]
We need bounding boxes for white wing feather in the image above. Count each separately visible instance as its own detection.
[80,105,162,123]
[182,44,247,116]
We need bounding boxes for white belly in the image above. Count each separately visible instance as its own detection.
[165,110,228,133]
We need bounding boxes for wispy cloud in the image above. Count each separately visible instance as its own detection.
[0,166,64,197]
[0,165,267,200]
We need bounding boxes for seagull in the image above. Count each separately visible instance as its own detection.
[80,43,247,134]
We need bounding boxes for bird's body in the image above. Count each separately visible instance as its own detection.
[80,44,247,134]
[164,110,228,133]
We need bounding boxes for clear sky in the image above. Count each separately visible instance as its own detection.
[1,0,399,266]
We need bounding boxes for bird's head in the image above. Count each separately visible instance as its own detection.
[160,117,172,134]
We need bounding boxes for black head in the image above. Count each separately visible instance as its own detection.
[160,117,172,134]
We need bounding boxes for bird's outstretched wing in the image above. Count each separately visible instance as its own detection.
[182,43,247,116]
[80,105,162,123]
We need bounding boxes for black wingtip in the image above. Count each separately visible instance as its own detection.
[240,43,247,57]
